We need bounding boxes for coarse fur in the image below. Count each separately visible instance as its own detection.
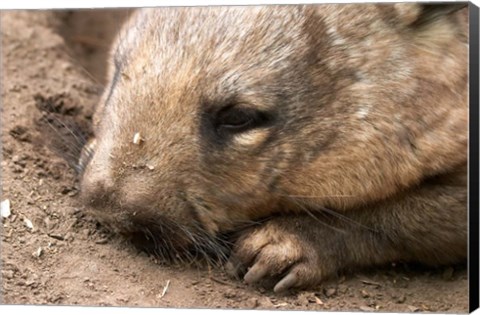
[79,4,468,292]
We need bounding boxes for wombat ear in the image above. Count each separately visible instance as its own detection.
[394,3,468,27]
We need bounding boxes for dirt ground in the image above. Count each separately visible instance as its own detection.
[0,9,469,312]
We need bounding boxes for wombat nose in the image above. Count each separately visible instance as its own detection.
[80,173,116,208]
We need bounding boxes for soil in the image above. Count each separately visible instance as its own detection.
[0,9,469,312]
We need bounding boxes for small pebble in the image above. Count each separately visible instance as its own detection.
[33,247,43,258]
[407,305,420,312]
[1,199,11,219]
[24,218,34,230]
[324,287,337,297]
[314,296,324,305]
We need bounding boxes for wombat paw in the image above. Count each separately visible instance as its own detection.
[225,219,331,293]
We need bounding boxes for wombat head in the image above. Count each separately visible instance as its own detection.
[80,4,468,260]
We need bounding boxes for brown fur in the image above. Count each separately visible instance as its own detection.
[80,4,468,292]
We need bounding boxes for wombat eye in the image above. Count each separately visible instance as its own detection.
[216,106,269,133]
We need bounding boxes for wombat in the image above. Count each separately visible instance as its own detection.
[79,3,468,292]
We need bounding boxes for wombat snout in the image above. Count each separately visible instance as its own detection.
[81,161,208,260]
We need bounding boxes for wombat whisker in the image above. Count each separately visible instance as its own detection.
[197,246,215,268]
[208,234,234,249]
[316,206,379,233]
[285,196,347,234]
[146,226,164,258]
[39,113,93,173]
[41,115,85,154]
[54,118,89,150]
[185,221,231,266]
[169,221,212,266]
[77,144,95,174]
[59,48,106,89]
[141,220,182,263]
[40,109,90,148]
[143,226,164,259]
[203,235,230,264]
[188,231,223,266]
[307,209,349,234]
[191,239,212,266]
[142,227,164,259]
[284,194,378,232]
[180,227,204,265]
[160,223,187,263]
[40,119,87,171]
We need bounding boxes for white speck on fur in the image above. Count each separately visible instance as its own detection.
[133,132,143,145]
[356,106,371,119]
